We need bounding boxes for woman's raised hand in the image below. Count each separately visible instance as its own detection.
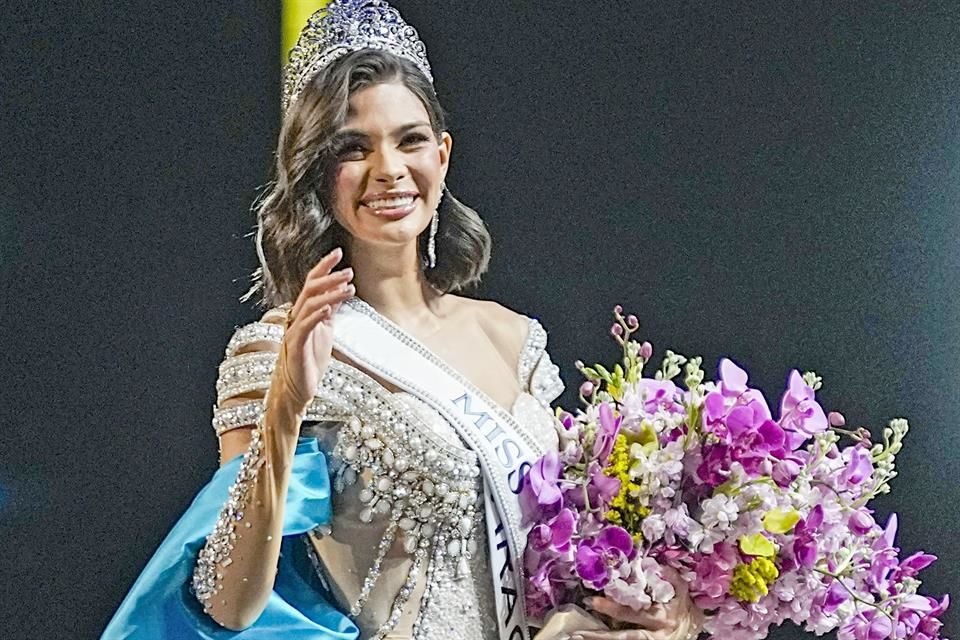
[279,247,354,408]
[569,567,704,640]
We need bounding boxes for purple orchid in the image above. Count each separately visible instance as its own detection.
[847,508,875,536]
[895,552,938,581]
[529,508,576,554]
[586,460,621,507]
[772,456,802,487]
[635,378,684,414]
[838,609,893,640]
[525,556,571,619]
[520,450,563,524]
[779,370,828,449]
[792,504,823,569]
[575,526,636,590]
[841,444,874,487]
[592,402,622,464]
[820,579,850,615]
[696,406,788,485]
[914,595,950,640]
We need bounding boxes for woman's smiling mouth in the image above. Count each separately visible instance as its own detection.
[360,191,420,218]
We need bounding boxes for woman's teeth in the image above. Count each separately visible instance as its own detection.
[365,195,416,209]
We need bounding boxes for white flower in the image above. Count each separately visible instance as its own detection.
[639,558,675,603]
[701,493,740,530]
[604,557,677,611]
[642,513,666,542]
[687,520,724,553]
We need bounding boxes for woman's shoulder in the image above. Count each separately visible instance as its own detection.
[455,296,564,404]
[452,295,531,342]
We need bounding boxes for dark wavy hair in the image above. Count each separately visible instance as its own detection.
[243,49,491,308]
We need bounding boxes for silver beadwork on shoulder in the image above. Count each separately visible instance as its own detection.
[517,318,564,407]
[530,349,564,407]
[517,318,547,388]
[224,321,284,358]
[283,0,433,113]
[215,351,279,405]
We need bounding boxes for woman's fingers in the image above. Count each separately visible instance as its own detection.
[291,269,352,323]
[587,598,670,630]
[299,267,353,299]
[307,246,343,277]
[572,629,661,640]
[288,285,354,345]
[290,247,345,318]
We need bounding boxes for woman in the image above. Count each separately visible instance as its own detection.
[102,2,700,639]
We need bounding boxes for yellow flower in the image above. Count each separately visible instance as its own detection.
[604,434,650,536]
[729,557,780,603]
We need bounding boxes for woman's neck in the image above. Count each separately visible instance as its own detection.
[348,240,448,331]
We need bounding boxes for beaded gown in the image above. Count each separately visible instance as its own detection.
[101,300,565,640]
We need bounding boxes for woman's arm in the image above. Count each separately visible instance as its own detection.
[193,248,354,630]
[193,348,308,630]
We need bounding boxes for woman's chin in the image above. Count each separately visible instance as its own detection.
[353,215,431,247]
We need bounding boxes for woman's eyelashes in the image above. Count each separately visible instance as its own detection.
[333,132,431,161]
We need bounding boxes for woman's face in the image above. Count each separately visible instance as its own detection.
[331,81,452,254]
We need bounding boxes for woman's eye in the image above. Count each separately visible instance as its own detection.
[401,133,429,146]
[337,144,366,159]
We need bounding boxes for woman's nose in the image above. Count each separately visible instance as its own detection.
[371,148,406,183]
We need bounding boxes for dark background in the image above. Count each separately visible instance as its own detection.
[2,2,957,638]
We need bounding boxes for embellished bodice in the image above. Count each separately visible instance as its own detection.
[207,304,564,639]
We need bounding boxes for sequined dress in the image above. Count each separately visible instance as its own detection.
[200,304,565,639]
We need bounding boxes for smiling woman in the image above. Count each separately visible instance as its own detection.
[97,2,696,639]
[250,48,491,306]
[330,85,451,248]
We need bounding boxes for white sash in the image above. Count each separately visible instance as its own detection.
[333,298,543,640]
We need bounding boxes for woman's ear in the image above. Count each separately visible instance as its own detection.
[438,130,452,182]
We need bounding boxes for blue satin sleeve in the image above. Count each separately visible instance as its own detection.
[101,436,359,639]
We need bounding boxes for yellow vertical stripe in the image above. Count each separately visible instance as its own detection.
[282,0,334,64]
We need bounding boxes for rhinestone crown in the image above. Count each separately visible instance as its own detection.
[282,0,433,113]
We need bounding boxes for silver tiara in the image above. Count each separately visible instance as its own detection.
[282,0,433,113]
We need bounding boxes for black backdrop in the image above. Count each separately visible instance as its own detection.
[1,2,958,638]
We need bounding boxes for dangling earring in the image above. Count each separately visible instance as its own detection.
[428,183,444,269]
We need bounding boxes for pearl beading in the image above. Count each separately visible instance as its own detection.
[204,308,567,638]
[530,351,564,408]
[410,510,496,640]
[517,320,547,387]
[212,400,264,436]
[317,363,484,627]
[211,312,564,438]
[215,351,278,405]
[336,298,545,585]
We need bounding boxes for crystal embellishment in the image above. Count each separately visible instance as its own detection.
[192,414,266,609]
[283,0,433,113]
[204,309,565,638]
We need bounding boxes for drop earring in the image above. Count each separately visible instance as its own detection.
[427,183,444,269]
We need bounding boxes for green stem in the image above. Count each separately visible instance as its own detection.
[813,569,895,622]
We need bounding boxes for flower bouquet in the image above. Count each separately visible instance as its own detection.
[522,307,950,640]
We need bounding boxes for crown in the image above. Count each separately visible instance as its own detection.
[282,0,433,113]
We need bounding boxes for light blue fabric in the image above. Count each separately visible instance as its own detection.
[101,437,359,639]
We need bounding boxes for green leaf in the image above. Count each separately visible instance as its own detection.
[763,509,801,534]
[739,533,776,557]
